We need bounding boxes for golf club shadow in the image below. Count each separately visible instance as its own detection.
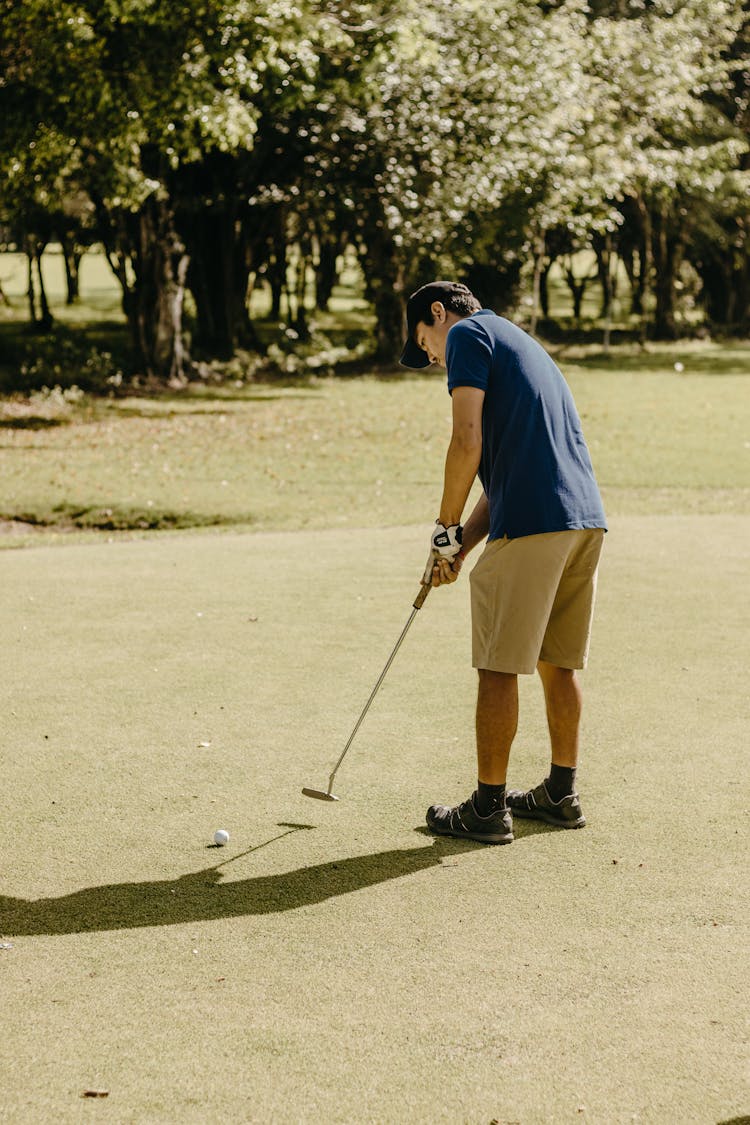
[0,833,475,938]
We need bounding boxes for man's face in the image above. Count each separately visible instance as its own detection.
[414,301,458,367]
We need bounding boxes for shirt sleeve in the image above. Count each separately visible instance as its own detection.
[446,318,492,394]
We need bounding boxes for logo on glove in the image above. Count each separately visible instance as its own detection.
[431,521,463,557]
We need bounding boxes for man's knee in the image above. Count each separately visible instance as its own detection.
[478,668,518,685]
[478,669,518,700]
[537,660,577,684]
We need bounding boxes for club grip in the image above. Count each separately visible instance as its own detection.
[413,582,431,610]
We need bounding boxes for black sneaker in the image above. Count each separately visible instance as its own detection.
[426,792,514,844]
[506,782,586,829]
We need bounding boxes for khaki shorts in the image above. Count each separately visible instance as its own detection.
[469,529,605,674]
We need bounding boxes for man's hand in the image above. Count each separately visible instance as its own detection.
[423,550,465,587]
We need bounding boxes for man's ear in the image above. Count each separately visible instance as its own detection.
[430,301,447,323]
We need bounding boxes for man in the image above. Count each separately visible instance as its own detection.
[400,281,607,845]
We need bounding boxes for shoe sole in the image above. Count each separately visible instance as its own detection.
[426,820,514,845]
[510,806,586,829]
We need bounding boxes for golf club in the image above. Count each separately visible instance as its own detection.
[302,581,432,802]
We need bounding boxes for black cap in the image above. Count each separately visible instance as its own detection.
[399,281,476,369]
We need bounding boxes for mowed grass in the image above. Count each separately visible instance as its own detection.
[0,518,748,1123]
[1,252,749,1121]
[1,340,749,548]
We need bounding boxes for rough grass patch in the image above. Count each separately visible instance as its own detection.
[0,504,251,533]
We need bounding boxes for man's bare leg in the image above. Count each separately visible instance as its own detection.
[425,667,516,842]
[505,661,586,826]
[537,661,582,768]
[476,669,518,785]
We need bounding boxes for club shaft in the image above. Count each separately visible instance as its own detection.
[326,604,420,793]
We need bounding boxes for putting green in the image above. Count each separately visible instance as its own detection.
[1,518,748,1123]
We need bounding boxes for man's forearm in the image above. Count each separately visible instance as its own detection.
[461,491,490,554]
[438,437,482,528]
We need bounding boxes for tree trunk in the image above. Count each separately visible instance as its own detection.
[134,198,190,381]
[61,235,82,304]
[372,285,404,360]
[315,232,345,311]
[25,244,37,324]
[366,239,404,361]
[695,219,750,329]
[634,196,653,344]
[594,234,615,354]
[231,220,261,350]
[539,262,552,318]
[621,247,645,316]
[529,228,546,336]
[732,240,750,329]
[562,254,595,323]
[695,256,732,323]
[651,203,686,340]
[31,240,52,329]
[24,238,52,328]
[358,221,406,362]
[293,244,312,340]
[267,208,288,321]
[187,206,236,360]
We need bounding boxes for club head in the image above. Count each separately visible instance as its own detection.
[302,787,339,802]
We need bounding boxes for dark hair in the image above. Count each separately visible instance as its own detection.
[407,281,481,332]
[421,288,481,325]
[400,280,483,369]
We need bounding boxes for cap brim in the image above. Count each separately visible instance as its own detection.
[399,337,432,370]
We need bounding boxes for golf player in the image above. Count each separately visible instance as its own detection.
[400,281,607,844]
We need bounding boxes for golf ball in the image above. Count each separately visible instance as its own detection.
[214,829,230,846]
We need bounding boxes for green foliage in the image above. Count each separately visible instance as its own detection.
[0,0,748,376]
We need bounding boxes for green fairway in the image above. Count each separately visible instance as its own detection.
[1,321,748,1120]
[1,518,748,1122]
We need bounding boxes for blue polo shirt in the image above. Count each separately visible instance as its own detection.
[446,311,607,540]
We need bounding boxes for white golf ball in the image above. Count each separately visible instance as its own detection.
[214,829,230,846]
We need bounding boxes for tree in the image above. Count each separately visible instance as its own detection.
[582,0,748,337]
[1,0,264,379]
[346,0,599,356]
[2,0,747,383]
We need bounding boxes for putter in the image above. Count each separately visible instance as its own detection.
[302,581,432,802]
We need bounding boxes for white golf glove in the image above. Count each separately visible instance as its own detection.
[421,521,463,584]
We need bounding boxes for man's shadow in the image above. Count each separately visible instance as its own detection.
[0,825,494,937]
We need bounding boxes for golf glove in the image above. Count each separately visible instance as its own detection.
[431,520,463,559]
[422,521,463,584]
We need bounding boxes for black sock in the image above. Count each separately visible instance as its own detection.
[476,781,507,816]
[546,764,576,802]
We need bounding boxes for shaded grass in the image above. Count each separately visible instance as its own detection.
[7,503,251,532]
[0,247,376,392]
